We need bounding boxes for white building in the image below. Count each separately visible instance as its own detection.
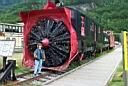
[0,23,24,52]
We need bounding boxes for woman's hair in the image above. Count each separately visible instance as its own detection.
[37,42,42,47]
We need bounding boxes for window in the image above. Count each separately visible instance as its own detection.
[15,26,18,33]
[0,25,2,32]
[5,25,9,32]
[18,26,22,33]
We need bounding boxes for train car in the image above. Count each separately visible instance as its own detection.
[20,1,114,71]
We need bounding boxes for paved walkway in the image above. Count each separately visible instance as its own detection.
[45,47,122,86]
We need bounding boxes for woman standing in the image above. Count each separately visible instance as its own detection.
[33,43,46,76]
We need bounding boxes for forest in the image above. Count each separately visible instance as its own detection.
[0,0,127,35]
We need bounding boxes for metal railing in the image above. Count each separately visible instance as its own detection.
[0,23,23,33]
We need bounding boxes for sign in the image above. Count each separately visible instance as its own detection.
[81,16,85,36]
[0,40,15,57]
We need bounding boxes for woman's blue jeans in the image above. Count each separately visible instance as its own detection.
[34,59,43,74]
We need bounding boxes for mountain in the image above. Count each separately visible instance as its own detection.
[0,0,127,35]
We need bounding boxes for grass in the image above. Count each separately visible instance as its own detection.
[95,48,115,57]
[108,63,124,86]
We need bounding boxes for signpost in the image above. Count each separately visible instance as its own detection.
[0,40,16,83]
[0,40,15,71]
[122,31,128,86]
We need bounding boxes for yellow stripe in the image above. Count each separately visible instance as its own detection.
[123,31,128,70]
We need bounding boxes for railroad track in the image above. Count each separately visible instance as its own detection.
[1,70,65,86]
[20,72,66,86]
[2,71,49,86]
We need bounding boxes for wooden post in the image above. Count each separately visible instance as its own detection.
[122,31,128,86]
[3,57,7,71]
